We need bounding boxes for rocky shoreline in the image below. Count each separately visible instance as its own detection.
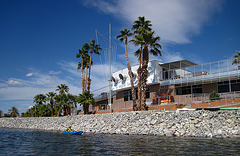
[0,110,240,138]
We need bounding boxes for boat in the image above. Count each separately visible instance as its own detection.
[63,131,83,135]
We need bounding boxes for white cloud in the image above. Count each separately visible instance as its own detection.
[49,71,62,75]
[26,73,33,77]
[83,0,223,44]
[6,79,22,85]
[160,51,184,63]
[58,61,81,77]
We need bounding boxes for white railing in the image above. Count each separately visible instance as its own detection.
[159,58,240,86]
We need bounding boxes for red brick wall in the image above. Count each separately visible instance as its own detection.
[203,83,217,93]
[191,98,240,108]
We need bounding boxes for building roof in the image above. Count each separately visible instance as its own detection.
[160,60,197,70]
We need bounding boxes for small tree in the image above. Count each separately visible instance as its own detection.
[77,91,95,114]
[8,106,19,117]
[209,91,221,101]
[232,51,240,65]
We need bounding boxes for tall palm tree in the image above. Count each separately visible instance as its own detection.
[131,16,162,110]
[232,51,240,65]
[86,39,102,92]
[131,16,152,111]
[8,106,19,117]
[130,35,145,110]
[77,91,95,114]
[46,92,56,117]
[140,31,162,110]
[116,28,137,111]
[76,44,89,93]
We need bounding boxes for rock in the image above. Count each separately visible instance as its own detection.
[0,110,239,138]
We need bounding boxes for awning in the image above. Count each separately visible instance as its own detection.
[160,60,197,70]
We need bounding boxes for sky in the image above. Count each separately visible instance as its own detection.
[0,0,240,114]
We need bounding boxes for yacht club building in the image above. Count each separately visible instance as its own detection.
[90,58,240,114]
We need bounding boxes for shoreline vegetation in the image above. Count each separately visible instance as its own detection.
[1,110,239,138]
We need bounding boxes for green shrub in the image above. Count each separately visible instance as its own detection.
[209,91,221,101]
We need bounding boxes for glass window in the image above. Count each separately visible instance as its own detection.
[218,81,229,93]
[192,85,202,94]
[182,86,191,95]
[124,91,129,101]
[146,88,150,99]
[231,79,240,91]
[124,88,150,101]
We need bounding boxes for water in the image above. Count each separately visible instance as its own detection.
[0,128,239,156]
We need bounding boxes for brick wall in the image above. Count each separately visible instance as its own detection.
[203,83,217,93]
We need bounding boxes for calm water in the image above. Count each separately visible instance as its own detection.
[0,128,239,156]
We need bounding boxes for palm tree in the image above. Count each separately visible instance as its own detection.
[131,16,153,111]
[56,84,69,95]
[76,44,89,93]
[56,84,69,115]
[131,16,162,110]
[77,91,95,114]
[116,28,137,111]
[86,39,102,92]
[140,31,162,110]
[46,92,56,117]
[54,94,66,117]
[33,94,47,105]
[232,51,240,65]
[36,103,51,117]
[65,93,77,115]
[132,16,152,35]
[8,106,19,117]
[130,35,145,110]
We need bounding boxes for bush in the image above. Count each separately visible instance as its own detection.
[209,91,221,101]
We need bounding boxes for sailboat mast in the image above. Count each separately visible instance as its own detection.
[109,23,112,113]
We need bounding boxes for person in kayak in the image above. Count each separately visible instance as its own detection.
[66,126,75,132]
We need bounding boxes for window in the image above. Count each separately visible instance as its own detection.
[124,88,150,101]
[182,86,191,95]
[231,79,240,92]
[218,81,229,93]
[192,85,202,94]
[146,87,150,99]
[124,91,130,101]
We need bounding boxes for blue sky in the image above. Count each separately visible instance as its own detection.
[0,0,239,114]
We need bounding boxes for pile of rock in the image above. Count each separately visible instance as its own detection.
[0,110,239,137]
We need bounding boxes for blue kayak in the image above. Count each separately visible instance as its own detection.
[63,131,83,135]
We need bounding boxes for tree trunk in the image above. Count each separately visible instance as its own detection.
[87,51,93,92]
[85,67,88,90]
[83,104,89,115]
[137,46,143,111]
[81,57,86,93]
[63,105,67,116]
[125,41,137,111]
[50,98,54,117]
[141,46,149,110]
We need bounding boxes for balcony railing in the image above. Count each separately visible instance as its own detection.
[159,58,240,86]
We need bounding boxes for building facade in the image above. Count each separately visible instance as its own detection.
[91,58,240,114]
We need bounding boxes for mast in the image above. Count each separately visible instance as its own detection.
[108,23,112,113]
